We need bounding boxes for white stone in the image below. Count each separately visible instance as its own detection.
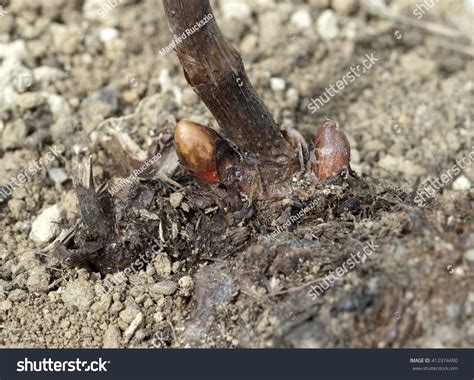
[48,168,68,185]
[363,0,388,11]
[290,9,312,29]
[0,40,27,61]
[465,249,474,263]
[221,1,252,20]
[0,86,19,112]
[316,10,339,40]
[452,175,471,191]
[178,276,194,291]
[270,77,286,92]
[123,312,144,343]
[0,56,32,110]
[29,205,63,243]
[100,27,119,42]
[45,93,72,118]
[169,192,184,208]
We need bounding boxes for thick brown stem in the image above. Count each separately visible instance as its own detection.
[162,0,293,162]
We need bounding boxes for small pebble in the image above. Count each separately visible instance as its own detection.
[465,249,474,263]
[317,10,339,41]
[154,311,164,322]
[178,276,194,293]
[270,77,286,92]
[153,253,171,277]
[16,92,44,110]
[119,306,141,324]
[100,27,119,42]
[290,9,312,29]
[30,205,63,243]
[452,175,471,191]
[151,280,178,296]
[221,1,252,20]
[48,168,68,185]
[169,192,184,208]
[180,202,190,212]
[123,312,144,344]
[7,289,26,302]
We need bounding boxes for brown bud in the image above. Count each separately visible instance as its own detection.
[312,121,351,181]
[174,120,235,183]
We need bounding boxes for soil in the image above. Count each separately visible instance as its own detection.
[0,0,473,348]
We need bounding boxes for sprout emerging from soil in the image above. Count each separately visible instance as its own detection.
[163,0,354,198]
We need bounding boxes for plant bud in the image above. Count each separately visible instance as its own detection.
[175,120,234,183]
[312,121,351,181]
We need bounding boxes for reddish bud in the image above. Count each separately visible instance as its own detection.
[174,120,236,183]
[312,121,351,181]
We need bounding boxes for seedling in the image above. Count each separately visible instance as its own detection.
[163,0,353,200]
